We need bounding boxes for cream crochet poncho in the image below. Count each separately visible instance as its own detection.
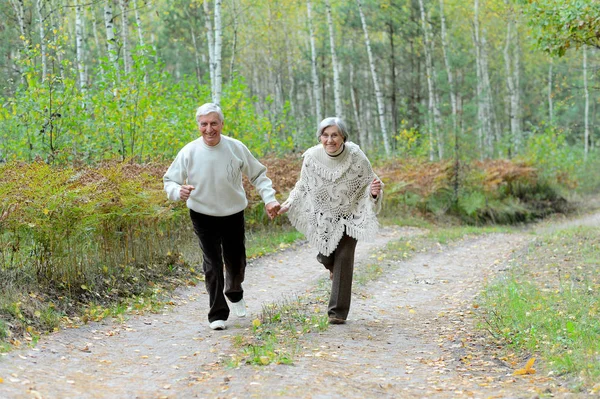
[283,142,382,256]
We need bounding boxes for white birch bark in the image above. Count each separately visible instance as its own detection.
[213,0,223,105]
[104,1,120,76]
[583,45,589,159]
[9,0,27,85]
[75,0,87,89]
[357,0,391,156]
[473,0,489,158]
[133,0,148,83]
[350,64,367,148]
[548,59,553,121]
[92,9,104,81]
[513,18,521,140]
[419,0,443,160]
[190,24,202,82]
[481,32,496,156]
[504,13,517,151]
[439,0,457,133]
[229,0,238,78]
[203,0,216,99]
[36,0,48,82]
[119,0,131,74]
[325,0,343,118]
[284,25,296,117]
[307,0,321,123]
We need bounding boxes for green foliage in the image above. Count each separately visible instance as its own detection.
[479,226,600,386]
[523,0,600,56]
[230,296,328,366]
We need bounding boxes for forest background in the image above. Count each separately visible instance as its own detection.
[0,0,599,362]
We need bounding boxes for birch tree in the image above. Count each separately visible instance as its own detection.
[583,45,589,159]
[419,0,443,160]
[548,58,553,121]
[357,0,390,156]
[325,0,342,118]
[120,0,131,74]
[473,0,493,158]
[203,0,222,105]
[75,0,87,89]
[213,0,223,104]
[307,0,321,123]
[439,0,457,134]
[133,0,148,83]
[104,1,120,77]
[36,0,48,82]
[9,0,27,85]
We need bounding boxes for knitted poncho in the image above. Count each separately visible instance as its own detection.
[283,142,382,256]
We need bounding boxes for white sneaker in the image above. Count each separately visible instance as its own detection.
[209,320,226,330]
[230,299,247,317]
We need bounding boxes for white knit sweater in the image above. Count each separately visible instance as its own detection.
[283,142,382,256]
[163,135,276,217]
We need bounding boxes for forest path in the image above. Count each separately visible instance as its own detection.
[0,212,597,399]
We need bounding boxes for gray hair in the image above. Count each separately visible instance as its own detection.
[195,103,224,122]
[316,117,349,142]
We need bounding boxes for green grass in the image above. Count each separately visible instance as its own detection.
[479,225,600,389]
[246,226,304,260]
[228,296,328,367]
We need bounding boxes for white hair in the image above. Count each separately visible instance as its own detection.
[316,117,349,142]
[195,103,224,122]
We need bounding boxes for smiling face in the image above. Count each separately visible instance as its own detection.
[320,125,345,154]
[197,112,224,146]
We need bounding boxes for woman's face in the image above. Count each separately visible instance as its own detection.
[320,125,344,154]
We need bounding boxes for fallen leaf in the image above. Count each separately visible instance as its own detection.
[513,357,536,375]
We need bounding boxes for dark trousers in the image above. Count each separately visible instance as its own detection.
[190,209,246,322]
[317,233,358,320]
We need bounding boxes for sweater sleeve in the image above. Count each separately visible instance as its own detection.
[239,144,277,204]
[163,149,188,201]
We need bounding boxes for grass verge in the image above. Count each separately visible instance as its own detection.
[478,225,600,392]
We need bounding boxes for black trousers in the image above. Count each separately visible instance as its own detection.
[190,209,246,322]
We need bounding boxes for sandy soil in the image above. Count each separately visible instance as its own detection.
[0,214,597,399]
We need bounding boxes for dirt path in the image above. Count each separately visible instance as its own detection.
[0,214,597,399]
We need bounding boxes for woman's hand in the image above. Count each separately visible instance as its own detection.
[179,185,195,201]
[277,202,291,215]
[370,178,382,198]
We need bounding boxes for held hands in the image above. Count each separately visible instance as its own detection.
[277,202,290,215]
[179,185,195,201]
[370,178,382,198]
[265,201,281,220]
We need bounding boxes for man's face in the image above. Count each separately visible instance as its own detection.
[197,112,223,146]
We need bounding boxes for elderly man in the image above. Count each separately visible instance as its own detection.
[164,103,280,330]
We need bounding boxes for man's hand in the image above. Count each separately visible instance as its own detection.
[265,201,281,220]
[180,185,195,201]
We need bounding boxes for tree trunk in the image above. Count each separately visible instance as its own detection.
[203,0,215,96]
[357,0,391,156]
[473,0,488,159]
[213,0,223,105]
[419,0,443,160]
[439,0,457,133]
[583,45,589,159]
[350,64,366,148]
[325,0,342,118]
[229,0,238,79]
[9,0,27,86]
[104,1,120,78]
[503,11,516,155]
[119,0,131,74]
[387,21,398,136]
[548,59,553,122]
[307,0,321,124]
[36,0,48,83]
[133,0,148,83]
[75,0,87,89]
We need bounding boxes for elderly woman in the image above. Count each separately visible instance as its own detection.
[278,117,383,324]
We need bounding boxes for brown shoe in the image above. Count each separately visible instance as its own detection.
[329,271,333,280]
[328,317,346,325]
